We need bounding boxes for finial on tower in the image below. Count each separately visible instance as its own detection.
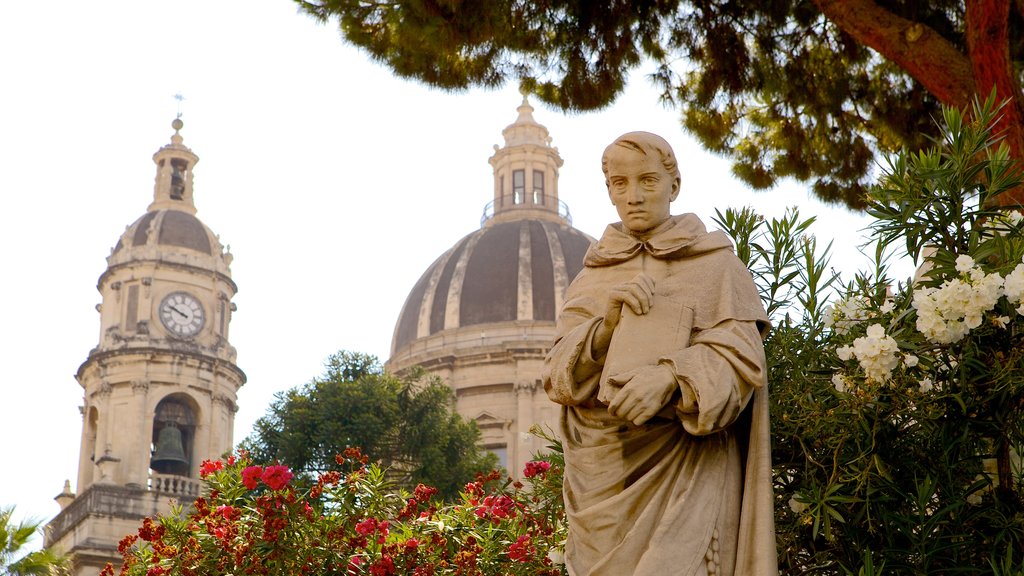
[174,93,185,119]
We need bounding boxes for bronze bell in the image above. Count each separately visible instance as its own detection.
[151,424,189,474]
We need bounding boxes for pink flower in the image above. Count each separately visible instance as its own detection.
[241,466,263,490]
[523,460,551,478]
[261,465,294,490]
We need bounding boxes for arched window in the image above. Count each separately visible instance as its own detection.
[151,396,197,477]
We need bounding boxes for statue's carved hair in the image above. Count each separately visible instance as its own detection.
[601,131,680,183]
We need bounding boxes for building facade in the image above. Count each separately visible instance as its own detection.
[45,119,245,576]
[387,100,592,475]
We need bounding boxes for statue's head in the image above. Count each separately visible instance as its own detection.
[602,132,681,234]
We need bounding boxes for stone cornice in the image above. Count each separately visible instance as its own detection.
[98,259,237,293]
[77,346,246,385]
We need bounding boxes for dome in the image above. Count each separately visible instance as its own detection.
[114,209,215,255]
[386,99,592,477]
[391,218,593,357]
[102,119,233,283]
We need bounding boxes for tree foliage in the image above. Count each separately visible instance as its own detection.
[240,351,497,500]
[0,507,68,576]
[296,0,1024,208]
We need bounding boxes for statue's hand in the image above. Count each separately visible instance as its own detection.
[607,364,677,426]
[592,273,655,358]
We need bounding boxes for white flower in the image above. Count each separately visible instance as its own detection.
[1004,262,1024,303]
[912,266,1004,344]
[903,354,918,368]
[836,346,854,361]
[879,300,895,314]
[955,254,975,274]
[918,378,934,393]
[966,492,983,505]
[995,316,1011,328]
[831,374,848,393]
[826,295,871,335]
[547,549,565,565]
[849,324,900,382]
[789,496,809,514]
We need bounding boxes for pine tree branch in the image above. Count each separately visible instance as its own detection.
[812,0,976,107]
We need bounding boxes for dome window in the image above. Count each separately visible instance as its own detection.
[512,169,525,204]
[532,171,544,205]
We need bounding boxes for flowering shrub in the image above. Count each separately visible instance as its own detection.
[721,96,1024,574]
[104,442,566,576]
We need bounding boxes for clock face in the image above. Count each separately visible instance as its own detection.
[159,292,205,338]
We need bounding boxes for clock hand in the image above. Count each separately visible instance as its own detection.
[169,305,189,319]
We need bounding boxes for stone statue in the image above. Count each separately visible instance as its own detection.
[543,132,777,575]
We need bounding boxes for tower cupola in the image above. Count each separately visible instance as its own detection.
[148,118,200,214]
[485,97,567,225]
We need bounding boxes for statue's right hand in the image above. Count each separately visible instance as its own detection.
[593,273,655,357]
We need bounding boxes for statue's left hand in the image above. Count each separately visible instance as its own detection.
[606,364,677,426]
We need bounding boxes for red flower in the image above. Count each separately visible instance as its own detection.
[508,534,534,562]
[261,465,294,490]
[241,466,263,490]
[369,555,396,576]
[355,517,378,536]
[413,483,438,502]
[138,517,165,542]
[215,505,236,520]
[523,460,552,478]
[474,495,516,524]
[199,459,224,478]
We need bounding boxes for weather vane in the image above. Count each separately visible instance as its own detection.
[174,93,185,119]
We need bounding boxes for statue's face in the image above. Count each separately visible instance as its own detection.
[605,146,679,234]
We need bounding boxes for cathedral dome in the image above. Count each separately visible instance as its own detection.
[391,218,592,356]
[386,99,593,476]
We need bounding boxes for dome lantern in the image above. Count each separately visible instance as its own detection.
[484,97,568,226]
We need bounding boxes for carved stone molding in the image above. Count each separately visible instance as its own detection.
[212,393,238,413]
[514,380,539,395]
[93,381,113,398]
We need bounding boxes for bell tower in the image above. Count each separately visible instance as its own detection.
[46,119,246,576]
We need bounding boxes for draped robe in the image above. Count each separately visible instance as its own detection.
[543,214,777,576]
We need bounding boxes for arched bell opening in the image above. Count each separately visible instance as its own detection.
[150,395,197,477]
[81,406,99,487]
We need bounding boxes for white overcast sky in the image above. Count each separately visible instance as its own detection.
[0,1,891,535]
